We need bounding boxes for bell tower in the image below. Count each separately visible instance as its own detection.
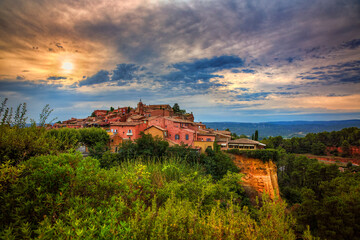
[137,99,144,115]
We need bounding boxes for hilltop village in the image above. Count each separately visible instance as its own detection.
[54,100,265,152]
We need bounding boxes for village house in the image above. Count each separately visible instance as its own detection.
[227,138,266,150]
[55,100,265,153]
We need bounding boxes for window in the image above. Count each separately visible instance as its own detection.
[128,129,132,133]
[206,138,211,142]
[175,134,180,140]
[185,134,189,140]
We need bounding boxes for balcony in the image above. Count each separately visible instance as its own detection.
[126,132,133,136]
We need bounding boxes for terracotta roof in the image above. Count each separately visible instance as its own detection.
[215,132,232,139]
[144,125,167,132]
[217,138,230,142]
[148,104,171,109]
[111,122,145,126]
[183,128,195,133]
[164,117,194,124]
[129,115,145,120]
[228,138,266,146]
[144,116,161,121]
[197,130,216,136]
[214,130,231,136]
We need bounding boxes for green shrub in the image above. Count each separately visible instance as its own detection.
[201,149,239,180]
[46,128,80,151]
[0,125,59,165]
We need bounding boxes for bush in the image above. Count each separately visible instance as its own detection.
[201,148,239,180]
[0,125,59,165]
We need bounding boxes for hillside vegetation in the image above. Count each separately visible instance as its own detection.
[1,100,359,239]
[262,127,360,157]
[0,122,299,239]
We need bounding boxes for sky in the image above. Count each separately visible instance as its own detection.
[0,0,360,122]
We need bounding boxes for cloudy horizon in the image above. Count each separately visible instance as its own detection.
[1,0,359,122]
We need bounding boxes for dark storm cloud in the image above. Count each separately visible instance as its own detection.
[0,78,153,105]
[112,63,142,86]
[235,91,300,102]
[341,39,360,50]
[0,80,64,99]
[232,69,256,74]
[299,60,360,85]
[172,56,244,73]
[78,70,110,86]
[154,55,244,92]
[67,0,360,63]
[47,76,67,80]
[76,56,243,91]
[236,92,271,101]
[1,0,359,67]
[77,63,147,87]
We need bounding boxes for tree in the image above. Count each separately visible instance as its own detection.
[0,97,8,120]
[172,103,186,114]
[341,140,351,157]
[110,106,114,112]
[255,130,259,141]
[172,103,180,113]
[38,104,56,126]
[14,103,28,128]
[311,142,326,155]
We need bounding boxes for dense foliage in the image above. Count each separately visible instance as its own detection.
[0,125,110,165]
[276,150,360,239]
[100,133,239,180]
[0,153,299,239]
[0,125,59,165]
[262,127,360,156]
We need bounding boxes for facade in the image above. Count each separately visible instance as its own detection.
[55,100,266,152]
[144,125,167,139]
[113,107,128,114]
[227,138,266,150]
[110,122,147,141]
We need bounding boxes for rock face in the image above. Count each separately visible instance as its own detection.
[232,154,280,202]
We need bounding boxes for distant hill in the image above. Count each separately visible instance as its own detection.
[204,120,360,139]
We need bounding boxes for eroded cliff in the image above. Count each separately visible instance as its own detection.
[231,154,280,202]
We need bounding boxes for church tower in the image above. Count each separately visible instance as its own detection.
[137,99,144,115]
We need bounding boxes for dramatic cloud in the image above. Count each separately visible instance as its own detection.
[78,70,110,86]
[0,0,359,121]
[47,76,67,80]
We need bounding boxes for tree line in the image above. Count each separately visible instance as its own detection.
[261,127,360,156]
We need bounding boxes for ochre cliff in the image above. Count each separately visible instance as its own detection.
[231,154,280,202]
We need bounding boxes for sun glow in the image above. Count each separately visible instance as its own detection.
[62,62,73,71]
